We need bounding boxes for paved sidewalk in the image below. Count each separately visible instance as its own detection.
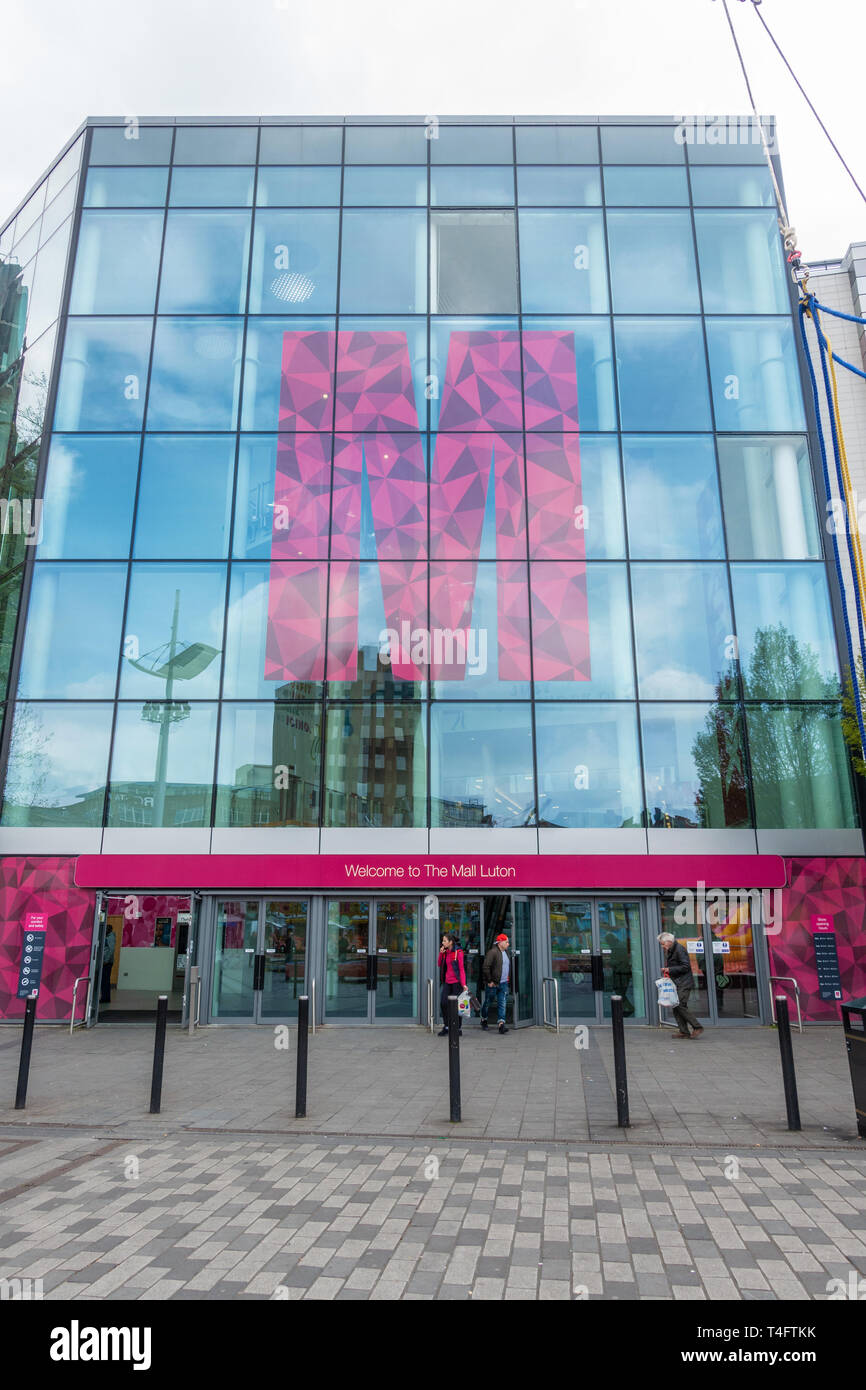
[1,1126,865,1301]
[0,1021,861,1147]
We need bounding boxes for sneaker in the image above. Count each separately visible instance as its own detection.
[498,1022,509,1035]
[691,1027,704,1038]
[438,1027,448,1036]
[480,1018,488,1030]
[673,1032,690,1039]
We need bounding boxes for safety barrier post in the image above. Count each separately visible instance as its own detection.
[610,995,630,1128]
[775,995,802,1132]
[149,996,168,1114]
[14,996,37,1110]
[448,995,461,1122]
[295,996,310,1118]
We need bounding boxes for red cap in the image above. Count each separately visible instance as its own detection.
[495,934,509,943]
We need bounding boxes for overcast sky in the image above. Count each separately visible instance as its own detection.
[3,0,864,259]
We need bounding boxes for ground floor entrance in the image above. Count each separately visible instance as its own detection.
[83,885,774,1029]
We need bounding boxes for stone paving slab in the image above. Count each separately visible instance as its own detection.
[0,1021,860,1148]
[0,1126,865,1301]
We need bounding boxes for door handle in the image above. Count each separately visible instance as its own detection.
[366,955,375,990]
[590,954,604,992]
[370,956,379,990]
[253,954,265,991]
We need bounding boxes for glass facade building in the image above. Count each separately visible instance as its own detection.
[0,117,863,1030]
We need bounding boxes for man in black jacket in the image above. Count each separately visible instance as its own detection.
[658,932,703,1039]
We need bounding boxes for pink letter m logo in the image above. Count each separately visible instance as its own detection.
[266,329,590,684]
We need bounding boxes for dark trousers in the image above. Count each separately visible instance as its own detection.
[440,981,463,1027]
[100,961,113,1004]
[672,982,700,1035]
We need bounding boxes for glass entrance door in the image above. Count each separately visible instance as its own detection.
[548,899,647,1021]
[211,898,308,1021]
[325,899,419,1023]
[660,898,760,1024]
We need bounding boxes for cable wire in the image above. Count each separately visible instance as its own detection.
[718,0,790,226]
[750,0,866,209]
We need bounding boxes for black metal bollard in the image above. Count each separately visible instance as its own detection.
[14,995,37,1110]
[149,995,168,1114]
[295,995,310,1118]
[610,994,630,1128]
[447,994,461,1122]
[775,995,801,1132]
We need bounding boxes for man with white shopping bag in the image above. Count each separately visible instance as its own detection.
[657,932,703,1039]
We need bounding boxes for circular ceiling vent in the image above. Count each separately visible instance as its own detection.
[270,271,315,303]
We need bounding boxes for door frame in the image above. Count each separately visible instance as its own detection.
[202,894,313,1025]
[87,887,197,1024]
[540,895,653,1024]
[320,895,422,1027]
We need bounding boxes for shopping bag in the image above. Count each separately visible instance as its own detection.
[655,974,679,1008]
[457,989,471,1018]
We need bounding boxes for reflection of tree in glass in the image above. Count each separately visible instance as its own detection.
[691,624,840,827]
[3,703,54,810]
[841,657,866,778]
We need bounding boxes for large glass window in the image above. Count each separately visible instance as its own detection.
[535,703,642,827]
[430,562,531,700]
[89,126,172,165]
[158,211,250,313]
[224,563,322,700]
[641,702,751,829]
[134,437,235,558]
[431,702,534,827]
[323,701,426,827]
[345,126,427,164]
[746,704,856,828]
[732,563,841,699]
[341,210,427,313]
[515,126,599,164]
[631,563,734,699]
[26,223,75,342]
[694,210,789,314]
[118,564,227,700]
[705,318,806,432]
[601,127,683,163]
[259,127,342,164]
[717,437,820,559]
[1,702,113,826]
[622,436,724,559]
[526,433,624,556]
[250,211,339,313]
[241,317,334,429]
[233,438,280,559]
[169,167,254,207]
[84,166,169,207]
[430,212,517,315]
[689,166,775,207]
[431,167,514,207]
[614,319,711,430]
[533,563,634,699]
[431,126,513,164]
[255,167,340,206]
[327,561,427,701]
[107,702,218,827]
[607,211,699,313]
[215,702,321,826]
[16,563,126,698]
[173,126,257,164]
[517,168,601,206]
[53,319,152,432]
[342,167,427,206]
[146,318,243,430]
[603,166,688,205]
[518,211,607,313]
[522,319,616,432]
[70,212,163,315]
[38,436,139,558]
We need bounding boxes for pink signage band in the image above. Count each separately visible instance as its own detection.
[74,855,787,893]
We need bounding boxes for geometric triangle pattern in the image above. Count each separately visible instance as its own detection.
[769,857,866,1022]
[438,331,523,433]
[429,433,525,561]
[0,857,94,1020]
[530,561,591,682]
[279,329,335,431]
[523,329,581,432]
[526,432,587,559]
[330,434,427,562]
[335,330,420,432]
[266,561,328,681]
[272,433,332,559]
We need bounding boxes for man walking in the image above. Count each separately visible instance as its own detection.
[658,931,703,1039]
[100,924,116,1005]
[481,932,510,1035]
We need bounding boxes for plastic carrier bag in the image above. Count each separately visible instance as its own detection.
[655,974,679,1008]
[457,989,471,1018]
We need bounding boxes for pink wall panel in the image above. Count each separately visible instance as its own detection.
[772,857,866,1022]
[0,857,95,1021]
